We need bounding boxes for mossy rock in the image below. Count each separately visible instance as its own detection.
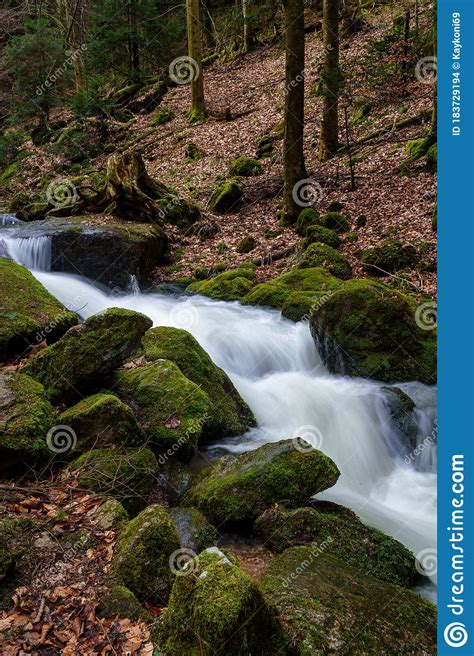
[92,498,129,530]
[256,135,274,159]
[23,308,152,403]
[261,548,436,655]
[58,393,145,452]
[296,208,321,236]
[0,258,78,362]
[358,240,418,274]
[210,181,243,214]
[169,507,219,554]
[71,447,159,516]
[236,235,257,253]
[115,360,211,459]
[184,439,339,526]
[110,504,179,604]
[186,267,256,301]
[150,107,174,126]
[228,156,262,177]
[16,201,50,221]
[299,243,351,279]
[242,267,342,317]
[0,372,53,468]
[405,137,431,161]
[304,224,341,249]
[185,142,201,162]
[255,503,416,587]
[97,584,147,621]
[310,279,437,383]
[319,211,350,233]
[158,548,285,655]
[280,292,316,322]
[142,327,256,440]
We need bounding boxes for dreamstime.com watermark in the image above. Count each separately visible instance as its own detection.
[36,44,88,97]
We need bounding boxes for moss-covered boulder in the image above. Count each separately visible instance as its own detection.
[58,393,144,452]
[242,267,342,321]
[236,235,257,253]
[296,208,321,236]
[299,243,352,279]
[0,258,77,362]
[0,372,53,469]
[184,439,339,526]
[186,266,256,301]
[169,507,219,554]
[229,156,262,177]
[210,181,243,214]
[310,279,437,383]
[255,502,416,587]
[71,447,159,515]
[23,308,152,402]
[110,504,180,604]
[158,548,284,655]
[261,548,436,655]
[92,498,129,530]
[142,327,255,439]
[358,240,418,275]
[319,211,350,232]
[115,360,211,459]
[303,224,341,249]
[97,584,147,621]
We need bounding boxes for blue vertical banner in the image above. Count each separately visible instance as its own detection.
[438,0,474,654]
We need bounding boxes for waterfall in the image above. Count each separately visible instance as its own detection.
[2,235,52,271]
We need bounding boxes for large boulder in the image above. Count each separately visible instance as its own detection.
[299,243,352,279]
[158,548,284,655]
[0,371,53,469]
[0,257,77,362]
[310,279,437,383]
[71,447,159,516]
[58,392,144,452]
[261,548,436,655]
[115,360,211,459]
[184,439,340,526]
[110,504,180,604]
[255,502,416,587]
[4,217,168,289]
[22,308,152,402]
[142,327,256,440]
[186,266,256,302]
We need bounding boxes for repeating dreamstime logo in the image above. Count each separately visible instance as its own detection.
[169,548,198,576]
[415,547,437,576]
[292,178,324,207]
[415,301,437,331]
[292,425,323,452]
[415,56,437,84]
[169,299,200,329]
[169,56,200,85]
[46,425,77,454]
[444,622,468,648]
[46,179,78,208]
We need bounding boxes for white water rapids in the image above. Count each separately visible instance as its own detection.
[2,225,437,600]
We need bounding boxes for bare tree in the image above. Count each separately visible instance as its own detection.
[318,0,340,160]
[187,0,205,120]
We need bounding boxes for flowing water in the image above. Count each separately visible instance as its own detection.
[1,227,437,600]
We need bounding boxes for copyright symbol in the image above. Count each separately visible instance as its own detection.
[453,62,460,70]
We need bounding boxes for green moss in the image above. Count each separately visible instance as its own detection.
[255,504,416,587]
[236,235,257,253]
[0,372,53,463]
[351,103,371,125]
[358,240,418,274]
[296,208,321,236]
[319,211,350,232]
[310,278,437,383]
[150,107,174,126]
[405,137,431,161]
[261,549,436,656]
[142,327,255,440]
[186,267,256,301]
[71,447,159,515]
[23,308,152,403]
[229,156,262,177]
[299,243,352,279]
[158,549,285,655]
[115,360,211,459]
[426,143,437,171]
[92,498,129,530]
[110,504,179,604]
[184,439,339,526]
[280,292,317,322]
[185,142,201,162]
[257,135,274,159]
[58,393,144,452]
[210,180,243,214]
[169,507,219,553]
[97,584,147,621]
[0,161,19,187]
[304,225,341,249]
[0,258,78,362]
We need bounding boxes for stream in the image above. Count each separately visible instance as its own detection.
[1,219,437,601]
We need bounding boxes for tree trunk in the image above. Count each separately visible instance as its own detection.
[242,0,254,52]
[128,0,140,81]
[187,0,205,120]
[318,0,340,161]
[282,0,306,223]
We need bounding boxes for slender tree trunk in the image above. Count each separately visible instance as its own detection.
[242,0,253,52]
[318,0,340,161]
[128,0,140,81]
[187,0,205,120]
[282,0,306,224]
